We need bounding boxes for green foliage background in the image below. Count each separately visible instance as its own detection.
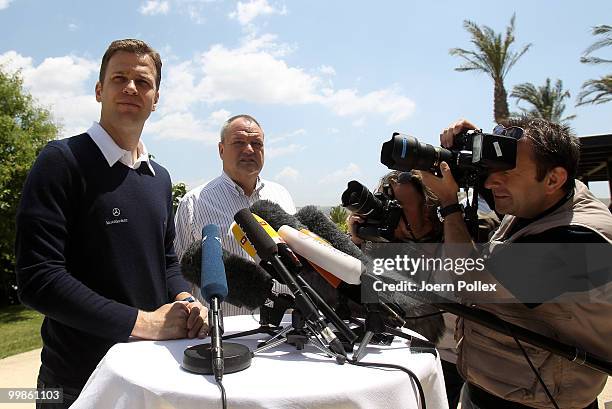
[0,68,59,306]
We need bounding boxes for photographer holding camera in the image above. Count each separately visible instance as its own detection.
[346,170,468,409]
[347,170,443,246]
[420,117,612,409]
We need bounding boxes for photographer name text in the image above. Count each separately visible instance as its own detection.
[373,280,497,292]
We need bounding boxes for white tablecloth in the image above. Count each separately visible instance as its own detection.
[72,314,448,409]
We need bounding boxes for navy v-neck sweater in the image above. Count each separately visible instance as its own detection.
[16,133,190,388]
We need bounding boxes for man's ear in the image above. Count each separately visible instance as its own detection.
[95,81,102,102]
[218,142,224,160]
[152,90,159,112]
[545,166,568,194]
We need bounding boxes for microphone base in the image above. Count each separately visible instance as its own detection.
[182,342,252,375]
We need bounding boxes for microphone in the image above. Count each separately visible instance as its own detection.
[251,200,357,288]
[200,224,226,381]
[250,201,444,344]
[295,205,368,262]
[234,209,348,358]
[181,242,275,310]
[231,214,357,344]
[278,225,363,285]
[181,225,252,378]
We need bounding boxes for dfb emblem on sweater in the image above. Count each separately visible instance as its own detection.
[106,207,128,226]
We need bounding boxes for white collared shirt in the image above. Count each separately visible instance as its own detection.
[87,122,156,175]
[174,171,297,316]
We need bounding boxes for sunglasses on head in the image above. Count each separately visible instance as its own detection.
[492,124,525,140]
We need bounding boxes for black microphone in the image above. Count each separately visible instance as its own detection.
[234,209,347,359]
[181,225,252,378]
[181,242,275,310]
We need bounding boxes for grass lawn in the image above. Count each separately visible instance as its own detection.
[0,304,43,359]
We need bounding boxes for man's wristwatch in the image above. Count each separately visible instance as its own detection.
[439,203,464,219]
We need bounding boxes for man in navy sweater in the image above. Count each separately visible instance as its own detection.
[15,39,208,408]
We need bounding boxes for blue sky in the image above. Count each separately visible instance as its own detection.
[1,0,611,206]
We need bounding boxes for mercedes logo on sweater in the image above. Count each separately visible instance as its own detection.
[106,207,128,225]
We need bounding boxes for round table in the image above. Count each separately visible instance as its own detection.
[71,314,448,409]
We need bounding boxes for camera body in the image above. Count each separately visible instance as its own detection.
[341,180,403,242]
[380,130,518,186]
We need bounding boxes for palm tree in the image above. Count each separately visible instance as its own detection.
[450,14,531,123]
[329,205,348,233]
[577,25,612,106]
[510,78,576,123]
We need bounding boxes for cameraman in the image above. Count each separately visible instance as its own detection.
[347,170,466,409]
[421,117,612,409]
[347,170,443,246]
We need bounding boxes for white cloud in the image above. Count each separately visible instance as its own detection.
[266,143,304,158]
[322,87,416,124]
[274,166,299,182]
[139,0,170,15]
[351,117,366,128]
[268,128,306,144]
[319,163,361,184]
[142,33,415,125]
[158,60,199,114]
[0,51,99,137]
[68,23,78,31]
[144,109,230,143]
[197,41,320,104]
[0,0,13,10]
[319,65,336,76]
[229,0,286,26]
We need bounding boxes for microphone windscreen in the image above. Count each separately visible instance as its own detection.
[180,241,274,310]
[295,206,368,262]
[180,240,202,287]
[223,253,274,310]
[234,209,278,260]
[250,200,306,231]
[201,224,228,302]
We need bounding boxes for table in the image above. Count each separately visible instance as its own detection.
[71,314,448,409]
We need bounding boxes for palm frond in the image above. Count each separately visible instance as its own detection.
[511,78,575,123]
[577,75,612,106]
[583,25,612,56]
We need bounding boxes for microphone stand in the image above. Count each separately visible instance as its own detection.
[252,309,347,361]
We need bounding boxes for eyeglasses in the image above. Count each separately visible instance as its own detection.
[492,124,525,140]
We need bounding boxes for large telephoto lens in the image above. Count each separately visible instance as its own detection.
[381,133,453,172]
[341,181,384,219]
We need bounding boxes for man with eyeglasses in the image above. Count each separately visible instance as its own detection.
[421,117,612,409]
[174,114,296,316]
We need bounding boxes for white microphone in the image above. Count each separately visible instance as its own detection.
[278,225,363,285]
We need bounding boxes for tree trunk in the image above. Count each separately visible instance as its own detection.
[493,78,510,124]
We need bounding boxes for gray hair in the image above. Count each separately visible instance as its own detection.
[219,114,263,143]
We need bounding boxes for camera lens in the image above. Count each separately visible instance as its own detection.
[341,181,385,219]
[381,133,452,172]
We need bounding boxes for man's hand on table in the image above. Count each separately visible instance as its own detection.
[131,293,210,340]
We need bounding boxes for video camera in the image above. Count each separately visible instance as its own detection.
[341,180,403,242]
[380,130,518,186]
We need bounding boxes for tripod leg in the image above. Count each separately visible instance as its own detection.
[352,331,375,362]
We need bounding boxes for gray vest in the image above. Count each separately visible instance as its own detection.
[458,181,612,408]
